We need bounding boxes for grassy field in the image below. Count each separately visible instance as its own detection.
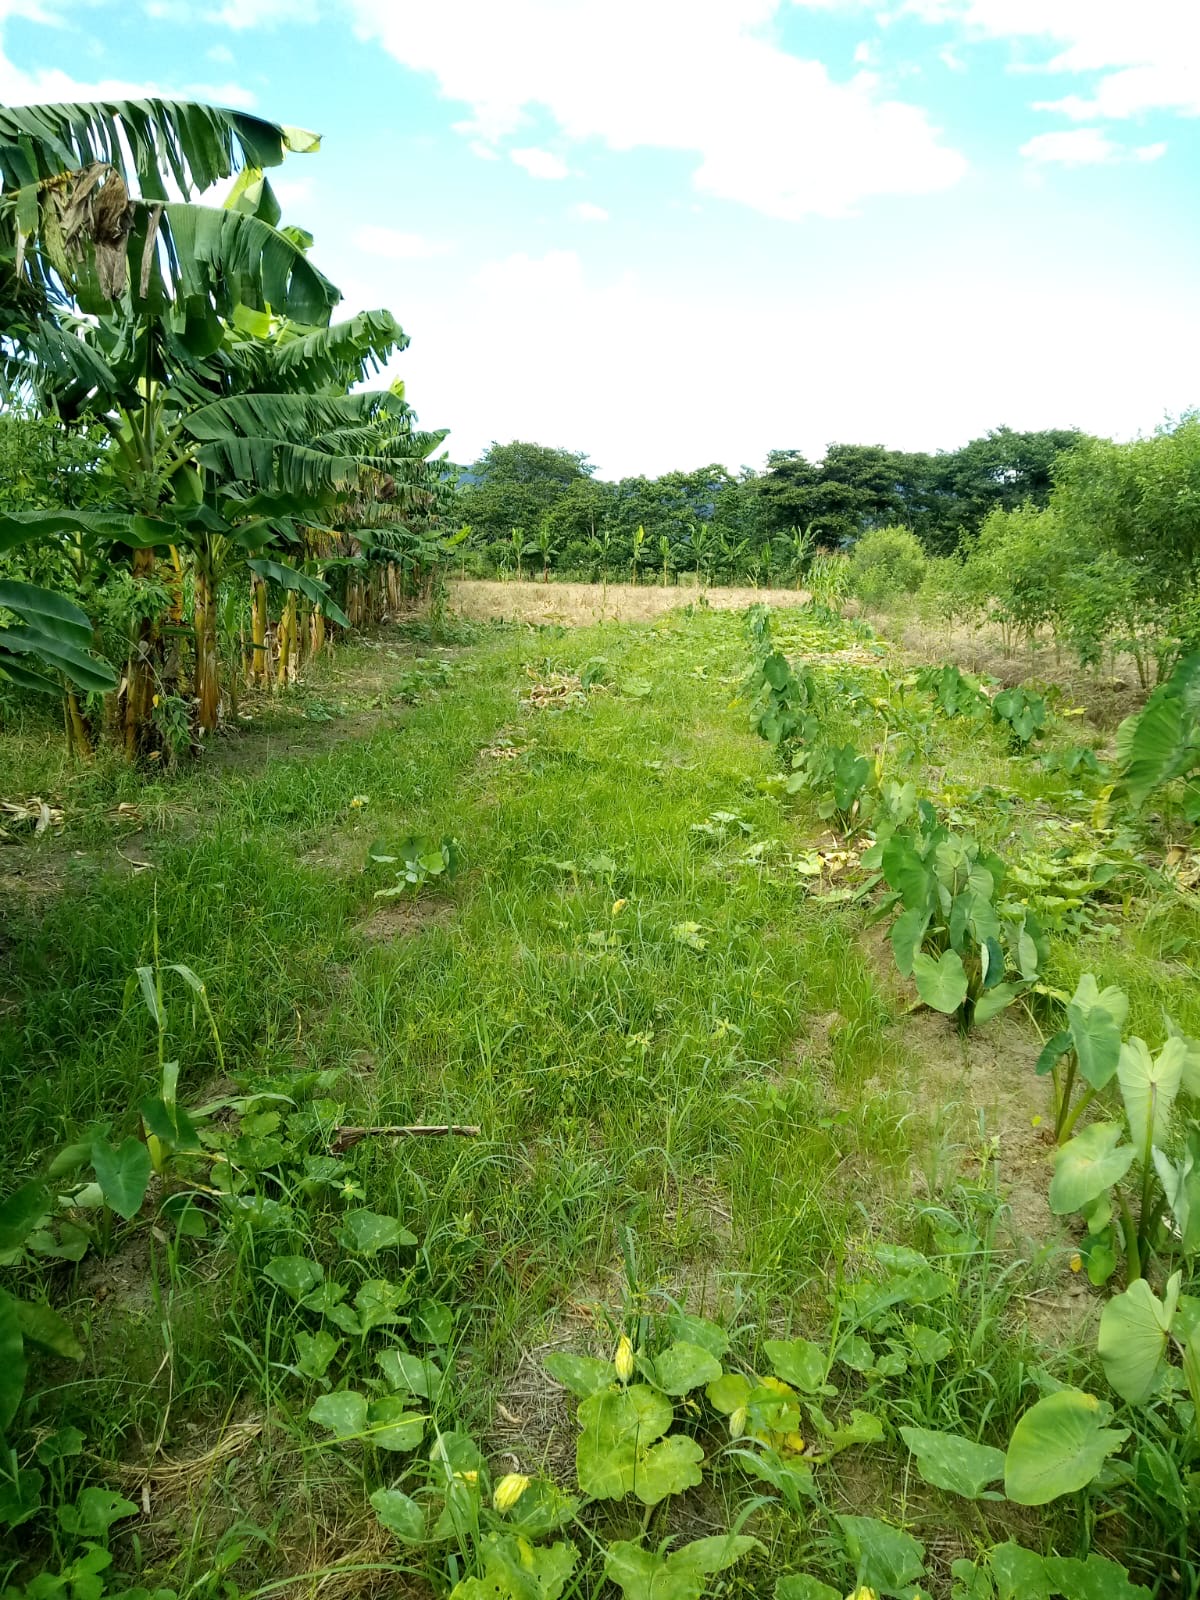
[2,597,1197,1598]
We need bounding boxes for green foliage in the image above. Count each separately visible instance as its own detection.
[872,810,1045,1029]
[369,833,461,895]
[849,525,927,608]
[1117,650,1200,815]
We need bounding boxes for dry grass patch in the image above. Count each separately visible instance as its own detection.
[449,579,810,626]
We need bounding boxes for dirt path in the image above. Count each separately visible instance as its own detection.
[449,578,810,625]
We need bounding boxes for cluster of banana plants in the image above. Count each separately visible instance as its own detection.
[0,97,452,759]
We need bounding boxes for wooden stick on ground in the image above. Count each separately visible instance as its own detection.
[331,1123,481,1154]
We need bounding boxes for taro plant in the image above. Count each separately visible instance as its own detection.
[872,811,1047,1029]
[786,740,874,832]
[743,605,818,749]
[370,834,461,896]
[1036,974,1130,1144]
[1116,649,1200,823]
[991,685,1047,747]
[1047,1016,1200,1284]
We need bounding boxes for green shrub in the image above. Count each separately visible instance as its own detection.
[849,526,926,607]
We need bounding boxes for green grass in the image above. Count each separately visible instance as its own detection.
[1,604,1197,1598]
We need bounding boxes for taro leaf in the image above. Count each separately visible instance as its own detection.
[1118,1036,1185,1157]
[1153,1145,1195,1250]
[0,1294,28,1433]
[0,1180,50,1251]
[1043,1554,1153,1599]
[988,1542,1052,1600]
[411,1297,453,1344]
[882,835,934,911]
[1003,1388,1129,1505]
[973,982,1020,1026]
[653,1340,722,1395]
[667,1313,729,1358]
[836,1514,925,1593]
[544,1352,614,1397]
[913,950,969,1015]
[764,1337,828,1393]
[263,1256,323,1300]
[309,1389,369,1441]
[338,1209,416,1255]
[1068,976,1127,1089]
[1036,1031,1072,1077]
[89,1134,152,1221]
[1097,1275,1178,1405]
[1048,1123,1135,1216]
[899,1425,1005,1499]
[776,1578,841,1600]
[366,1396,425,1452]
[14,1298,83,1360]
[604,1535,760,1600]
[295,1330,341,1380]
[370,1487,425,1543]
[890,906,930,978]
[377,1348,442,1399]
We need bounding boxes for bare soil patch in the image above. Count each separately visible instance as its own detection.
[356,895,455,943]
[449,578,810,626]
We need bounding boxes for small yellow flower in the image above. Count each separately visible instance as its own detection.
[1069,1253,1083,1274]
[729,1406,748,1440]
[349,794,369,809]
[152,694,160,707]
[493,1472,531,1513]
[845,1588,879,1600]
[1031,1114,1042,1127]
[614,1334,635,1384]
[783,1431,805,1455]
[611,898,627,915]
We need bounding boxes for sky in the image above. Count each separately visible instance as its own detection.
[3,0,1199,477]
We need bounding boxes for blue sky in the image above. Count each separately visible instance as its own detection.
[3,0,1199,476]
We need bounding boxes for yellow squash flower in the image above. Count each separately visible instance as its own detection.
[493,1473,531,1513]
[614,1334,635,1383]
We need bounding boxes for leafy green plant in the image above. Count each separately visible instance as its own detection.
[787,740,874,831]
[872,812,1046,1029]
[1117,650,1200,820]
[1046,1014,1200,1284]
[1036,974,1129,1144]
[370,834,461,895]
[849,525,926,609]
[991,685,1047,747]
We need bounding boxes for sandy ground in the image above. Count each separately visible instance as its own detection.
[448,578,811,626]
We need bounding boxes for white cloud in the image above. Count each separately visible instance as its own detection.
[352,225,450,261]
[207,42,235,63]
[510,146,571,180]
[1019,127,1119,165]
[903,1,1200,118]
[344,0,967,220]
[939,44,967,71]
[0,44,258,109]
[383,245,1200,478]
[467,139,500,161]
[569,201,610,222]
[1134,141,1168,162]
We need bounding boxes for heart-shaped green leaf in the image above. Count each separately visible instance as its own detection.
[1004,1388,1129,1505]
[89,1134,151,1221]
[763,1337,827,1393]
[338,1209,416,1255]
[913,950,968,1014]
[653,1340,722,1395]
[1049,1122,1135,1216]
[370,1487,425,1542]
[1098,1274,1179,1404]
[1118,1036,1185,1156]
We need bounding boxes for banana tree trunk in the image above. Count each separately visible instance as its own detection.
[123,546,160,762]
[249,572,270,686]
[64,691,93,761]
[276,590,298,687]
[193,561,220,734]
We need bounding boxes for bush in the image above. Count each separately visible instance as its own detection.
[849,526,926,607]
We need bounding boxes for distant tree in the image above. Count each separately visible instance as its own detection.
[457,440,593,546]
[917,426,1088,554]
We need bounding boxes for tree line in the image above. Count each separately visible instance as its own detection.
[449,427,1086,583]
